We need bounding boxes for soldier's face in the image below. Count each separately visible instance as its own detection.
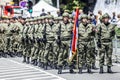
[42,20,44,23]
[54,20,59,23]
[103,18,109,23]
[48,19,53,23]
[63,17,69,22]
[82,18,87,23]
[38,20,41,23]
[45,18,48,23]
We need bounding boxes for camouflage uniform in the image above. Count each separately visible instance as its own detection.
[78,14,96,73]
[58,13,73,74]
[97,13,115,73]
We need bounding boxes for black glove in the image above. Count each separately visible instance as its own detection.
[56,39,61,45]
[43,38,47,43]
[97,39,101,48]
[21,37,25,43]
[11,30,15,33]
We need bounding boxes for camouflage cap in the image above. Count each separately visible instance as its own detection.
[62,12,69,17]
[58,16,63,20]
[80,14,88,20]
[88,16,92,20]
[54,17,58,20]
[48,15,54,19]
[44,15,49,19]
[102,13,111,19]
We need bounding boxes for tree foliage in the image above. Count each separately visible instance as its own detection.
[61,0,86,12]
[52,0,86,13]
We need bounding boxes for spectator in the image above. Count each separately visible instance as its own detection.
[47,12,51,15]
[111,12,117,24]
[97,10,102,24]
[40,8,47,16]
[57,10,62,17]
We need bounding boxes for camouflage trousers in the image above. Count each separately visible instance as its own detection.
[57,40,71,67]
[78,40,95,68]
[43,41,54,64]
[98,42,113,67]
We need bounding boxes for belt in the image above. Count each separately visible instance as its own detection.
[101,39,112,42]
[80,38,93,42]
[61,37,71,41]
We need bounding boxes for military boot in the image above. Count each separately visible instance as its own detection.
[22,56,26,63]
[26,57,30,64]
[69,65,75,74]
[34,59,38,66]
[31,59,35,65]
[58,66,62,74]
[99,66,103,74]
[87,67,92,73]
[78,67,82,74]
[92,63,97,69]
[107,66,113,73]
[44,63,48,70]
[38,60,41,67]
[41,62,44,68]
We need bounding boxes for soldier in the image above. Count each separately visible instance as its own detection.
[78,14,96,73]
[57,13,73,74]
[6,18,16,57]
[97,13,115,73]
[52,17,61,69]
[15,17,24,57]
[36,17,45,67]
[22,19,31,64]
[43,15,55,70]
[40,16,46,68]
[87,16,97,69]
[0,18,6,57]
[31,18,39,66]
[28,19,35,64]
[12,18,21,56]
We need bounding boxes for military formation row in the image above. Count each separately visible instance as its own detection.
[0,12,118,74]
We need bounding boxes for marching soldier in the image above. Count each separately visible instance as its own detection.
[43,15,55,70]
[57,12,73,74]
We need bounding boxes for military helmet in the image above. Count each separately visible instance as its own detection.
[44,15,49,19]
[58,16,63,20]
[88,16,92,20]
[62,12,69,17]
[48,15,54,19]
[54,17,58,20]
[102,13,111,19]
[80,14,88,20]
[38,17,42,20]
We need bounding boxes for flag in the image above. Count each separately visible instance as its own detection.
[69,8,79,61]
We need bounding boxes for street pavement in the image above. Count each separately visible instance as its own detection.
[0,58,65,80]
[0,57,120,80]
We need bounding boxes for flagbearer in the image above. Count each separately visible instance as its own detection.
[78,14,96,73]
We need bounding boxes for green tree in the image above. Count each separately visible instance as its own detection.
[64,0,86,12]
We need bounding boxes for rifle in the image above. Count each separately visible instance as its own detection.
[43,24,47,43]
[97,26,102,48]
[56,23,61,45]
